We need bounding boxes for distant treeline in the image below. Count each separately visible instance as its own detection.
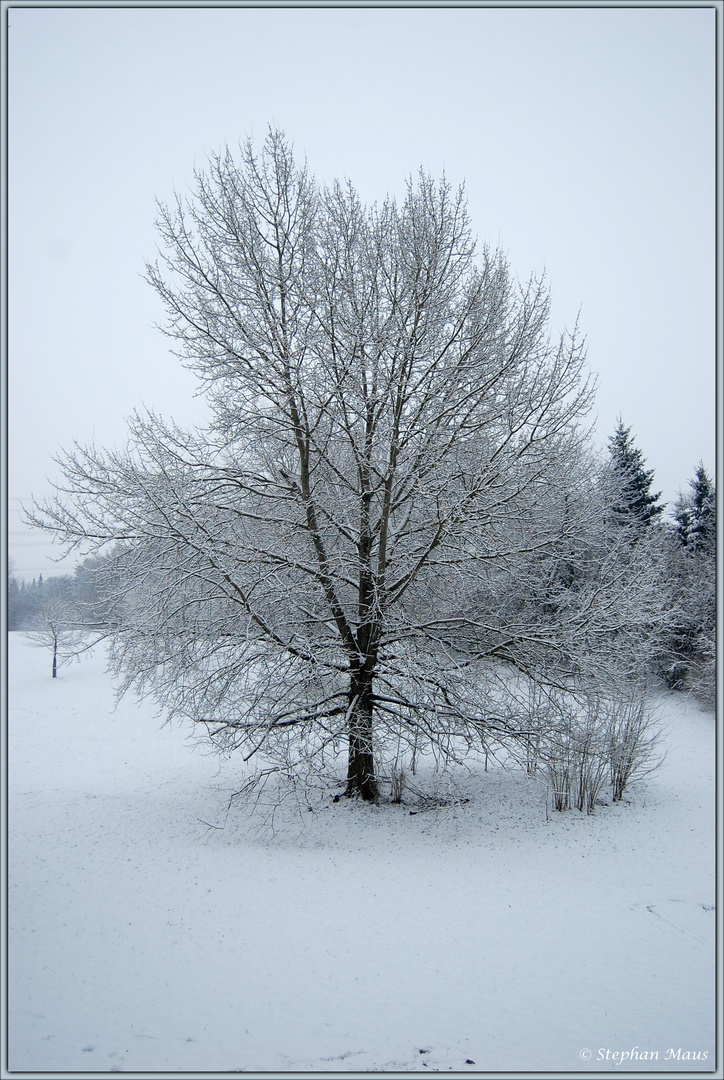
[7,557,113,632]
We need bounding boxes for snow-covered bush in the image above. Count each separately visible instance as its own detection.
[534,691,609,814]
[507,681,661,814]
[608,691,663,802]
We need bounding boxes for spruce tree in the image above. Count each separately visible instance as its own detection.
[673,462,716,551]
[673,492,693,547]
[687,463,716,553]
[663,462,716,705]
[607,418,665,528]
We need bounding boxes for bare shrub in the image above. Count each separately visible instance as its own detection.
[537,694,610,814]
[511,682,661,815]
[389,765,407,804]
[608,691,663,801]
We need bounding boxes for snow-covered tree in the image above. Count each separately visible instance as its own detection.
[607,418,665,529]
[682,460,717,552]
[24,585,84,678]
[29,130,670,802]
[673,492,693,548]
[660,463,716,706]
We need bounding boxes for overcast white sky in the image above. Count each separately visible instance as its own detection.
[7,4,718,579]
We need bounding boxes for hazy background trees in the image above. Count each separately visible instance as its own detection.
[7,556,115,633]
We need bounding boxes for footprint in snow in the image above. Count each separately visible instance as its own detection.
[635,899,713,947]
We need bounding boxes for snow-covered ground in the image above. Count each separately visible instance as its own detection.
[7,633,717,1076]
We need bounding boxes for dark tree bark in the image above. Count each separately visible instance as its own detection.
[346,672,379,801]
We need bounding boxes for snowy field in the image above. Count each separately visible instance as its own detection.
[8,633,717,1076]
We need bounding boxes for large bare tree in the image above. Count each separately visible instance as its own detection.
[32,130,654,801]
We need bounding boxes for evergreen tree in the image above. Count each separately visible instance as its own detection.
[673,492,693,548]
[672,462,716,551]
[687,463,716,553]
[659,462,716,706]
[607,418,665,528]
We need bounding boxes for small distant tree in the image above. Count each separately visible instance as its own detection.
[607,418,665,530]
[24,579,85,677]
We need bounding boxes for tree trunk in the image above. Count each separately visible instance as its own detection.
[52,637,58,679]
[346,675,379,801]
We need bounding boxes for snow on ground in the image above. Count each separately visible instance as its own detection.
[7,633,716,1076]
